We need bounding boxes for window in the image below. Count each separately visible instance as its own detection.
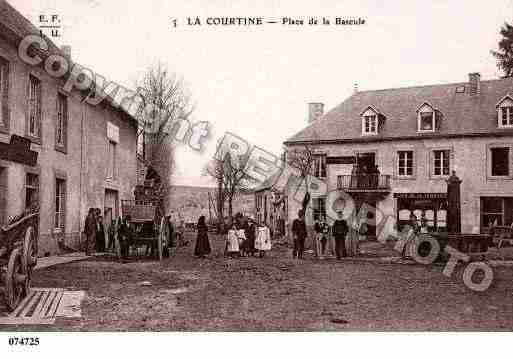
[25,173,39,210]
[490,147,510,176]
[0,167,6,226]
[417,103,437,132]
[313,197,326,221]
[398,151,414,176]
[56,93,68,149]
[497,96,513,128]
[107,140,116,179]
[55,178,65,231]
[500,106,513,127]
[312,154,326,178]
[480,197,513,229]
[433,150,450,176]
[420,112,434,131]
[0,57,9,131]
[28,75,42,139]
[363,115,377,134]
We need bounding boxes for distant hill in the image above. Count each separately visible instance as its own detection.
[166,185,254,223]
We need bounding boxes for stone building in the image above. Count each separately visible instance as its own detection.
[284,73,513,240]
[0,1,138,255]
[254,171,287,238]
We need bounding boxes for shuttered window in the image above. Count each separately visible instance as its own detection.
[0,167,6,226]
[28,75,42,139]
[56,93,68,149]
[0,57,8,131]
[55,178,66,231]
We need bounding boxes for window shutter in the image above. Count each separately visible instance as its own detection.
[55,92,59,146]
[63,99,68,150]
[25,74,30,135]
[37,83,42,138]
[435,110,443,131]
[1,62,9,128]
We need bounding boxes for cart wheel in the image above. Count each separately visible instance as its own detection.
[22,226,38,274]
[5,248,29,311]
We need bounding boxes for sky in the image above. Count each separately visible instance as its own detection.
[10,0,513,187]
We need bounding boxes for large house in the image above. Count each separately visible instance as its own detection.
[284,73,513,240]
[0,0,138,255]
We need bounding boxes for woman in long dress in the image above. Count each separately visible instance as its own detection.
[194,215,211,258]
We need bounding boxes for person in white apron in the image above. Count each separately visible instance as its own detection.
[236,228,247,257]
[255,222,272,257]
[226,225,240,258]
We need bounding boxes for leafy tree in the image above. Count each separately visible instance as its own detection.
[492,22,513,78]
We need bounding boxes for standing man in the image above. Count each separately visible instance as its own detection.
[291,209,307,259]
[332,211,348,260]
[319,216,330,259]
[83,208,96,256]
[96,215,106,253]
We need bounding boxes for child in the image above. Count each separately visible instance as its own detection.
[237,227,247,257]
[255,221,272,258]
[226,224,240,258]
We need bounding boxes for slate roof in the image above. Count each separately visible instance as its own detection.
[285,76,513,144]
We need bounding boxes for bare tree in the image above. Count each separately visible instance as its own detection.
[205,152,254,225]
[203,158,227,231]
[135,62,194,211]
[285,145,315,213]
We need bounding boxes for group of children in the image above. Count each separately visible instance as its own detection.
[225,214,272,258]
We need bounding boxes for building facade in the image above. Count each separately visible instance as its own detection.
[284,73,513,240]
[254,172,287,238]
[0,1,138,255]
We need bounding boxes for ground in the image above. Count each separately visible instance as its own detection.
[1,233,513,331]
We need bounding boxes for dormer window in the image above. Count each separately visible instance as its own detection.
[417,103,437,132]
[496,95,513,128]
[361,106,383,135]
[364,114,377,134]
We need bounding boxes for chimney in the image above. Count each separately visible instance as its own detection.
[61,45,71,60]
[308,102,324,123]
[468,72,480,95]
[354,82,359,94]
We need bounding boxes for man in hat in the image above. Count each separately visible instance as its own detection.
[291,209,307,259]
[332,210,348,260]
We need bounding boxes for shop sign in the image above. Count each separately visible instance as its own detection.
[0,135,38,166]
[394,193,447,200]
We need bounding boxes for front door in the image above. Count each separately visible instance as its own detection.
[104,189,119,221]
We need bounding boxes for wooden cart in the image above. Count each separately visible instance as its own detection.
[120,201,168,260]
[0,213,38,311]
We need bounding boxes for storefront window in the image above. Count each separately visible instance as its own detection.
[396,195,448,233]
[480,197,513,229]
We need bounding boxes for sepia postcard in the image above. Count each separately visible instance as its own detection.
[0,0,513,357]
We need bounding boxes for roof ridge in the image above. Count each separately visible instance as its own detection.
[355,77,512,94]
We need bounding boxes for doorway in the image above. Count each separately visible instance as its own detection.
[356,152,376,172]
[104,189,119,228]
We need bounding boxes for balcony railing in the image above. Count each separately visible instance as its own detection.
[337,174,391,191]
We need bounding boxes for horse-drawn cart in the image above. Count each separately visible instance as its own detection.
[0,212,38,311]
[120,201,169,260]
